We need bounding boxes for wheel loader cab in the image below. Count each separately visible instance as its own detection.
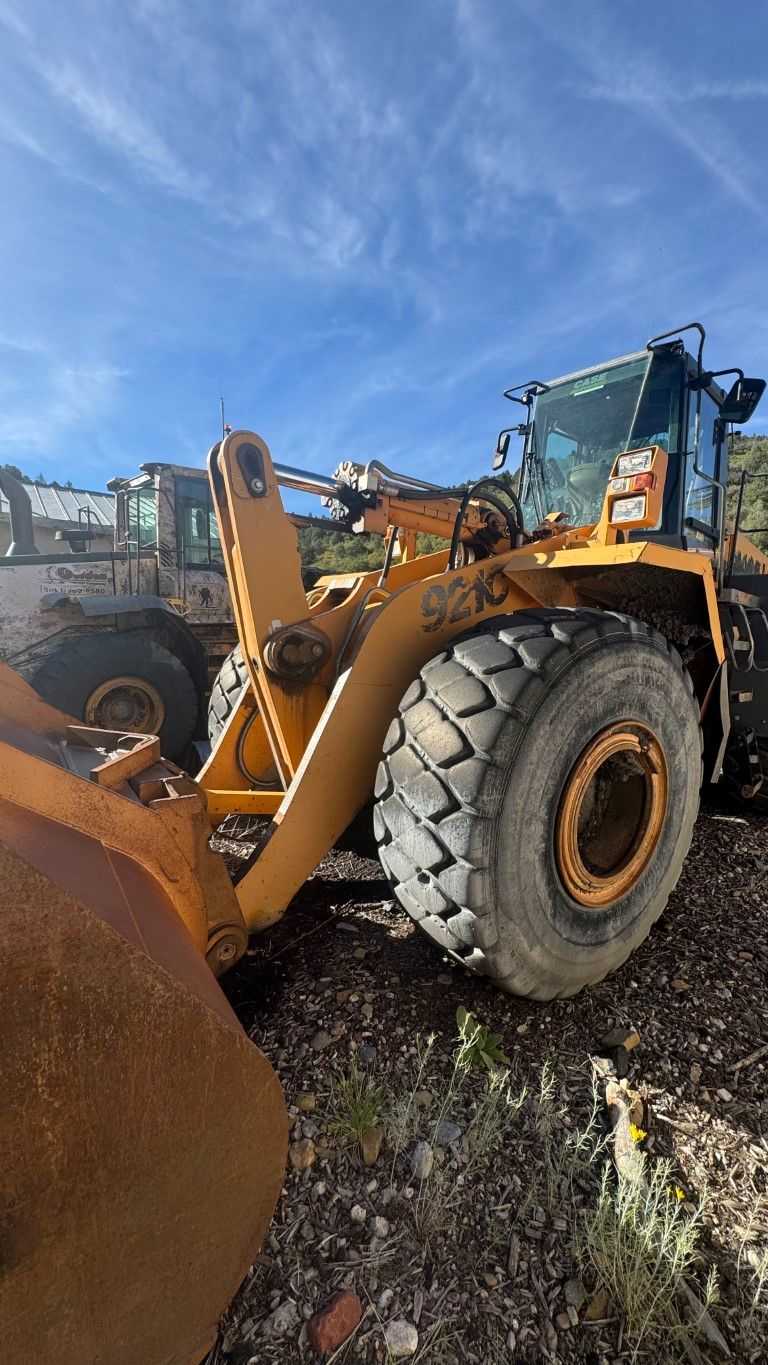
[517,342,732,555]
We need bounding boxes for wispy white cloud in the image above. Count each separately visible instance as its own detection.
[0,359,129,452]
[500,0,767,220]
[33,61,208,200]
[0,1,29,40]
[585,79,768,104]
[0,0,765,484]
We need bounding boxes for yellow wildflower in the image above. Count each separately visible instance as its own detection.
[629,1122,647,1144]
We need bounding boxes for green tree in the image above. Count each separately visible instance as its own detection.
[727,434,768,553]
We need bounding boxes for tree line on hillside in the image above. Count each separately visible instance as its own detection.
[727,435,768,552]
[297,469,521,573]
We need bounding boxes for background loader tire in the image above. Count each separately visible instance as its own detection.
[374,608,702,1000]
[208,643,248,746]
[30,630,198,760]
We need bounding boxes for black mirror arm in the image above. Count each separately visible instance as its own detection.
[503,380,549,409]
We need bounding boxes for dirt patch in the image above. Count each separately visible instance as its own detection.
[210,806,768,1364]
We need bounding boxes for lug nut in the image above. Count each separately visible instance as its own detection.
[217,940,238,963]
[312,644,324,658]
[250,477,264,493]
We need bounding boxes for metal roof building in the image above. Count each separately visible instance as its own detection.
[0,482,116,530]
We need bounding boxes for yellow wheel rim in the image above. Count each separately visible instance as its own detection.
[555,722,668,908]
[84,675,165,734]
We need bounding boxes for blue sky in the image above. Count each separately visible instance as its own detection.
[1,0,767,496]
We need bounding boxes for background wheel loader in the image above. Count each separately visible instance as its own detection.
[2,321,767,1365]
[0,459,239,759]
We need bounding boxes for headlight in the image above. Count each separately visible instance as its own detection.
[616,449,653,477]
[611,494,647,523]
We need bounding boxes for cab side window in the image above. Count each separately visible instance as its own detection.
[685,391,719,531]
[175,477,222,566]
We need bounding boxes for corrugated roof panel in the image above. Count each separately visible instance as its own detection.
[0,482,117,527]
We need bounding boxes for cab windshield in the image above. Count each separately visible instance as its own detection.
[520,351,683,526]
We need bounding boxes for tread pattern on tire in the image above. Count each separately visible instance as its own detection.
[374,607,701,997]
[208,644,248,744]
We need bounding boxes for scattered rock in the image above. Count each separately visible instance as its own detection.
[296,1092,317,1113]
[311,1029,333,1051]
[361,1124,383,1166]
[361,1002,374,1020]
[353,946,367,960]
[584,1287,610,1321]
[435,1119,462,1146]
[350,1203,367,1224]
[564,1277,586,1310]
[600,1026,641,1052]
[604,1079,645,1182]
[690,1062,702,1088]
[592,1055,616,1079]
[410,1140,433,1181]
[289,1139,316,1172]
[555,1311,571,1331]
[372,1215,390,1238]
[482,1271,498,1289]
[384,1319,419,1358]
[542,1320,558,1351]
[265,1300,300,1335]
[717,1088,734,1103]
[413,1089,432,1109]
[671,978,690,992]
[307,1290,362,1355]
[378,1288,394,1311]
[358,1043,377,1065]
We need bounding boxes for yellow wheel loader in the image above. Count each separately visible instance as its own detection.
[2,322,767,1363]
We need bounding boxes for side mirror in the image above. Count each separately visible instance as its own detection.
[493,431,511,471]
[720,376,766,424]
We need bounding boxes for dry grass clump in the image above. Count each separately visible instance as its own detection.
[326,1056,385,1146]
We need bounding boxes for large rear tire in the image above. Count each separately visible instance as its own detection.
[374,608,702,1000]
[29,630,198,761]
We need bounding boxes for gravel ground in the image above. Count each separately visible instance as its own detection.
[210,803,768,1364]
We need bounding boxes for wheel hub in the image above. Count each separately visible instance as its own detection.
[555,722,668,907]
[84,676,165,735]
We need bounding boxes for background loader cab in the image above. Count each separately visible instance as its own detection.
[0,461,237,759]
